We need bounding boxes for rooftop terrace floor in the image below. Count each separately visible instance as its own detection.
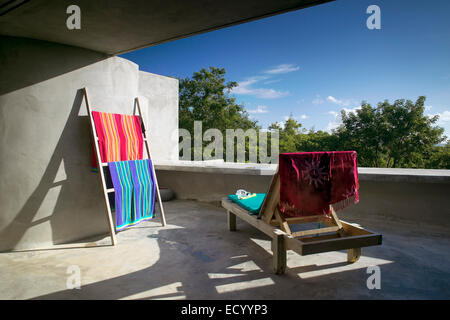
[1,200,449,299]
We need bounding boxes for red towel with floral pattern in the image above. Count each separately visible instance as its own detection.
[278,151,359,218]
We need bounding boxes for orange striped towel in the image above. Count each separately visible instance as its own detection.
[92,111,143,168]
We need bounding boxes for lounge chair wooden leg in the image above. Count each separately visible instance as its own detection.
[347,248,361,263]
[272,231,286,274]
[227,210,236,231]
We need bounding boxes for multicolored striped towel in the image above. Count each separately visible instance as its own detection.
[108,159,156,231]
[92,111,144,170]
[130,159,156,224]
[108,161,134,230]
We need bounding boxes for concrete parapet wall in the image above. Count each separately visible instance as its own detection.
[155,162,450,228]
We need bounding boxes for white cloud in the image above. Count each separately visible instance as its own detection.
[342,106,362,114]
[263,79,282,85]
[252,88,289,99]
[328,110,338,117]
[312,95,356,107]
[232,77,289,99]
[264,64,300,74]
[426,110,450,126]
[326,95,353,107]
[231,64,299,99]
[247,105,269,114]
[428,110,450,138]
[231,78,260,93]
[427,110,450,122]
[326,111,340,132]
[325,106,361,132]
[327,96,340,104]
[283,114,308,121]
[435,110,450,122]
[232,64,300,99]
[425,105,433,111]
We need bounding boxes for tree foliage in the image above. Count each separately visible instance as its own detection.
[179,67,257,134]
[179,67,449,168]
[272,96,448,168]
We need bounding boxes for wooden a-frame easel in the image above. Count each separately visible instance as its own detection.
[84,87,167,246]
[222,169,382,274]
[8,88,166,252]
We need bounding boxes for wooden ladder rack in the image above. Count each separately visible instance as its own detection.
[84,87,167,246]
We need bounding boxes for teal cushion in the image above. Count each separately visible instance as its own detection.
[227,193,266,215]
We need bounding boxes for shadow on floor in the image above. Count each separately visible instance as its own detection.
[28,201,450,299]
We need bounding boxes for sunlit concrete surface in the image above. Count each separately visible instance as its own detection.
[0,200,449,300]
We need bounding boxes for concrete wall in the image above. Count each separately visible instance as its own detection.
[0,36,179,251]
[155,164,450,228]
[138,71,179,162]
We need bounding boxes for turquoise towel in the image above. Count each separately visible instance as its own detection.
[227,193,266,215]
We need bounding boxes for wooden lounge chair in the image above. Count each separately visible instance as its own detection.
[222,168,382,275]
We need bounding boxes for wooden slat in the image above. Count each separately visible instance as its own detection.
[274,207,291,234]
[227,210,236,231]
[258,169,278,220]
[269,215,323,226]
[297,233,382,256]
[223,198,382,260]
[329,205,345,232]
[84,87,117,246]
[300,233,341,243]
[283,233,303,256]
[291,226,340,238]
[260,173,280,224]
[222,198,277,238]
[272,229,286,274]
[134,98,167,227]
[347,248,361,263]
[8,242,111,252]
[340,220,375,236]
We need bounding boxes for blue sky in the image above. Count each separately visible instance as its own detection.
[121,0,450,137]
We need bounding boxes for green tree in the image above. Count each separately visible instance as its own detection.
[179,67,257,134]
[269,117,339,154]
[179,68,448,169]
[337,96,445,168]
[337,102,387,167]
[268,116,301,153]
[380,97,444,168]
[425,142,450,169]
[297,129,340,153]
[179,67,259,160]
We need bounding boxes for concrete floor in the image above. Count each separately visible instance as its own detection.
[1,200,449,300]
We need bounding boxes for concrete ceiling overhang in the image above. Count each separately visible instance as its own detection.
[0,0,333,55]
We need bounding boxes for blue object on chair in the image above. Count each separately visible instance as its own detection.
[227,193,266,215]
